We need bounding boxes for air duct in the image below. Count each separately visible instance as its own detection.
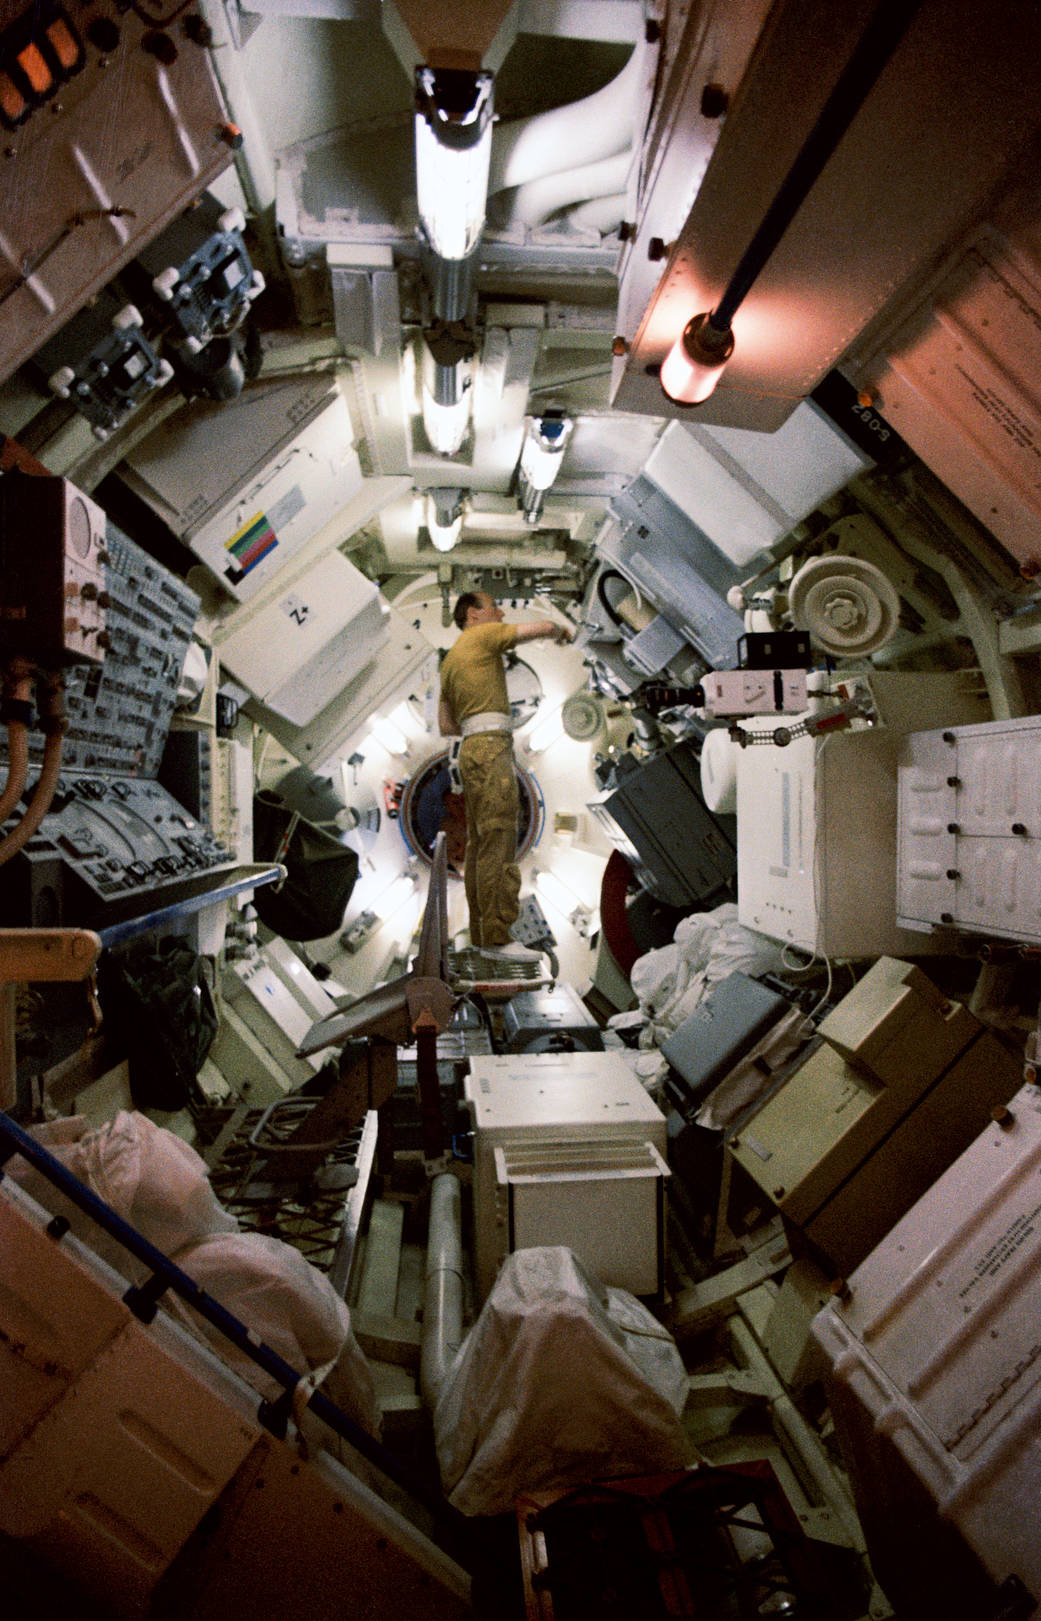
[493,149,633,230]
[488,38,645,195]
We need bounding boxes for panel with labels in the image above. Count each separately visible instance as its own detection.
[0,769,238,927]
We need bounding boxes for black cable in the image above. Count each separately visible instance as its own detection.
[595,568,632,628]
[711,0,927,332]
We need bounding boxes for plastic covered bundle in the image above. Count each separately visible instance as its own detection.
[5,1111,237,1278]
[628,902,786,1048]
[434,1247,691,1516]
[168,1231,381,1438]
[8,1111,380,1439]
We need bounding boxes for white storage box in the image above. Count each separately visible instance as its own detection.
[124,380,364,603]
[812,1083,1041,1614]
[215,549,389,725]
[220,953,336,1086]
[464,1052,668,1302]
[737,726,928,956]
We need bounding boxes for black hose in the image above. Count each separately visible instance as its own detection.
[595,567,634,628]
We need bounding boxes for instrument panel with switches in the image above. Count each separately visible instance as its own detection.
[0,771,238,927]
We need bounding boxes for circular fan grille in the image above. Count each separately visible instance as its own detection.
[561,693,605,741]
[788,554,901,655]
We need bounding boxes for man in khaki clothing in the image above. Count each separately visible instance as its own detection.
[439,591,572,957]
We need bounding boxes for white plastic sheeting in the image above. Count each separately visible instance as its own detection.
[8,1111,380,1437]
[6,1112,236,1279]
[625,902,787,1050]
[168,1231,380,1438]
[434,1247,691,1517]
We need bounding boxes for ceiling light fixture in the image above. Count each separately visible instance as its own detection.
[368,714,408,755]
[660,0,926,406]
[422,384,471,457]
[426,487,464,551]
[421,324,476,457]
[415,66,494,260]
[516,413,573,525]
[526,704,565,754]
[415,65,494,321]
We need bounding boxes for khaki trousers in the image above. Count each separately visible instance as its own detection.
[458,732,521,947]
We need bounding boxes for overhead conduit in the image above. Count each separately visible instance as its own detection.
[487,36,647,232]
[493,149,633,230]
[565,190,631,235]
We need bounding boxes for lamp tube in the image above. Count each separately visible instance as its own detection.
[414,67,494,263]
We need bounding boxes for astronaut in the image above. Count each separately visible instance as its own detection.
[438,591,571,955]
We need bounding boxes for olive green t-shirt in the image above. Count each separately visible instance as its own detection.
[440,623,518,726]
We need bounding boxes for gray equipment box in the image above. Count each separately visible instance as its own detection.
[502,982,604,1054]
[662,971,790,1117]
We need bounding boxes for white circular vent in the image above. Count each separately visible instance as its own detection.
[561,693,605,741]
[788,554,901,655]
[700,728,738,814]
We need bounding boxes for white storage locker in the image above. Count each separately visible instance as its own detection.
[737,726,928,956]
[215,549,389,726]
[124,380,364,604]
[464,1052,668,1302]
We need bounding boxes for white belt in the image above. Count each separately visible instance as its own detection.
[460,711,511,737]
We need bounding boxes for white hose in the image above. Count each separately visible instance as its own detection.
[495,149,633,229]
[488,38,645,195]
[420,1173,465,1410]
[563,191,629,235]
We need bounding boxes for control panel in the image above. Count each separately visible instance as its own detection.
[56,520,199,776]
[0,769,238,927]
[0,0,231,386]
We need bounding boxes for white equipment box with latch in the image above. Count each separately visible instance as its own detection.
[737,724,929,956]
[123,379,364,604]
[215,549,389,726]
[464,1051,668,1303]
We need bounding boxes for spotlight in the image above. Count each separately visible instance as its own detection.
[659,313,734,405]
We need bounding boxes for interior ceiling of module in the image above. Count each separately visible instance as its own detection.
[220,2,655,565]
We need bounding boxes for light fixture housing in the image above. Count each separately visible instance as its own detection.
[660,312,735,404]
[422,383,471,457]
[526,704,565,754]
[421,326,475,456]
[517,413,573,525]
[426,487,464,551]
[369,714,408,755]
[414,66,494,263]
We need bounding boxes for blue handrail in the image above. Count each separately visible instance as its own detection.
[0,1110,470,1559]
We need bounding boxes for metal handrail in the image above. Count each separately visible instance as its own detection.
[0,1109,470,1559]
